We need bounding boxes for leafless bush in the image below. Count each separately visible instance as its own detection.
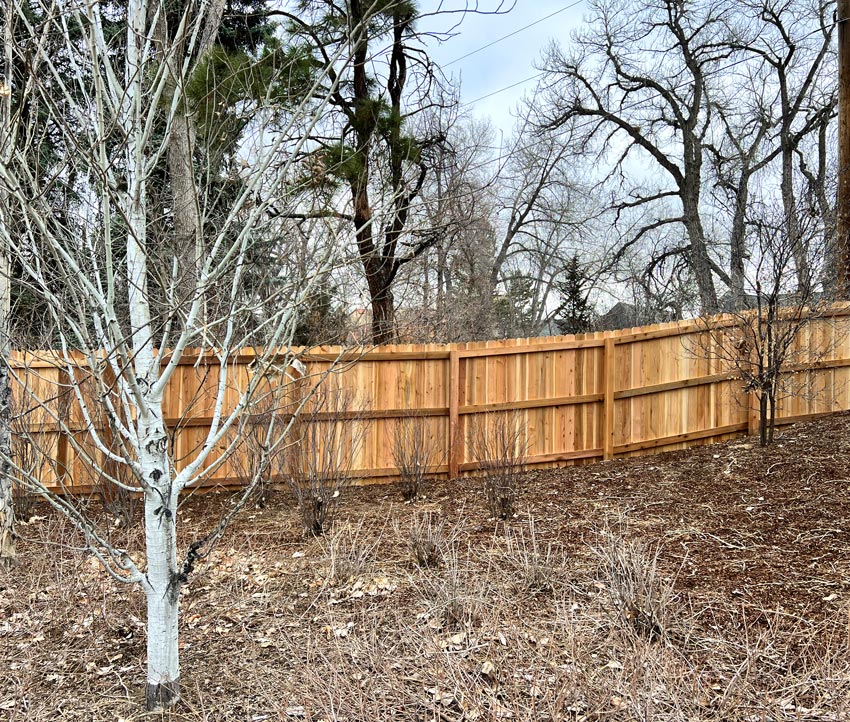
[390,414,444,501]
[287,384,368,536]
[322,518,380,584]
[96,476,138,529]
[9,394,50,522]
[9,439,37,521]
[74,378,140,529]
[503,515,558,594]
[398,510,459,569]
[226,378,298,510]
[469,411,528,519]
[418,542,480,632]
[591,521,680,643]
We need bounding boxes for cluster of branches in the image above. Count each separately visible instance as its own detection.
[269,0,840,345]
[533,0,837,319]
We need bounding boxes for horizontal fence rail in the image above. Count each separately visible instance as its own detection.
[10,307,850,494]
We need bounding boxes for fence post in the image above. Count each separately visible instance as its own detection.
[55,367,71,488]
[448,347,460,478]
[603,337,615,460]
[747,388,760,438]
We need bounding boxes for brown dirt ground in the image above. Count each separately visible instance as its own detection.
[3,414,850,721]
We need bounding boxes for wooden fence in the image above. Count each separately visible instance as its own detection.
[11,309,850,494]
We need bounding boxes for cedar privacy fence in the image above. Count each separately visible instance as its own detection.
[10,309,850,495]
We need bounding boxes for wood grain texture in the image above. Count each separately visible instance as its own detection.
[10,310,850,493]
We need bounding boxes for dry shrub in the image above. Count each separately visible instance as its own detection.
[96,479,138,529]
[503,515,559,594]
[76,372,139,528]
[287,384,368,536]
[9,433,36,522]
[418,541,480,632]
[322,517,380,584]
[390,414,444,501]
[226,378,298,510]
[398,510,460,569]
[469,411,528,520]
[591,521,680,642]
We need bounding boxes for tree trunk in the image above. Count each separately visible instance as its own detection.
[142,436,180,710]
[767,386,777,446]
[680,168,718,313]
[370,286,395,345]
[838,0,850,294]
[781,144,809,296]
[0,0,16,569]
[728,171,752,310]
[0,341,15,569]
[168,112,203,290]
[758,392,769,447]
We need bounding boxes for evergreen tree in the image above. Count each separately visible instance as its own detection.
[555,256,595,334]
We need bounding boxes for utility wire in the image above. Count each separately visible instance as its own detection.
[465,71,545,105]
[443,0,586,68]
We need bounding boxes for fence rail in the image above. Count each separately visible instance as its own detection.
[11,308,850,494]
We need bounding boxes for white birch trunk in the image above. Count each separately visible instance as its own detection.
[0,265,14,568]
[124,0,183,707]
[0,0,17,569]
[141,426,180,708]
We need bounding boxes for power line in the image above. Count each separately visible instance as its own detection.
[443,0,585,68]
[464,71,545,105]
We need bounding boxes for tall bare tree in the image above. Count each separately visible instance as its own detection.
[725,0,836,298]
[539,0,738,313]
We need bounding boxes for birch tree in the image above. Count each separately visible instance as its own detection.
[0,0,15,568]
[0,0,365,709]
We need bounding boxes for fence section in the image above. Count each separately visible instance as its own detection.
[11,310,850,494]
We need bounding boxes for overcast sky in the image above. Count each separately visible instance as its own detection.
[419,1,590,138]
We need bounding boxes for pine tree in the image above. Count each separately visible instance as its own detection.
[555,256,595,335]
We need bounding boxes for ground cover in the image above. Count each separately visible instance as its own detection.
[2,414,850,720]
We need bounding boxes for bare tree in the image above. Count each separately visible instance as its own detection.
[539,0,738,313]
[712,0,837,301]
[699,205,835,445]
[0,0,363,709]
[406,106,598,341]
[405,115,501,341]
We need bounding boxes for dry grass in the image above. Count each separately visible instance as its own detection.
[3,414,850,720]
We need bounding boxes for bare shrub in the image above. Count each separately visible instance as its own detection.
[322,518,380,584]
[287,384,368,536]
[78,377,139,529]
[591,521,680,642]
[398,510,459,569]
[390,414,444,501]
[503,515,558,594]
[96,477,139,529]
[418,542,480,632]
[226,376,300,510]
[9,435,37,522]
[469,411,528,519]
[9,391,53,522]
